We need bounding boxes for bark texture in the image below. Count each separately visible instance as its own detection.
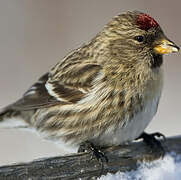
[0,136,181,180]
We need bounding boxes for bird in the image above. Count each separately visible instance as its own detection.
[0,11,179,156]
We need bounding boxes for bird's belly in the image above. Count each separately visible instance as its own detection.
[92,96,159,146]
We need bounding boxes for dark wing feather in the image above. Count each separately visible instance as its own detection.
[3,60,101,111]
[7,73,61,111]
[46,63,101,103]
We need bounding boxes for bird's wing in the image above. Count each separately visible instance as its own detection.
[7,73,60,111]
[5,59,102,111]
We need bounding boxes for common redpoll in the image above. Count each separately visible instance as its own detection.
[0,11,179,153]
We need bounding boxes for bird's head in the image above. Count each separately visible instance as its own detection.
[100,11,179,68]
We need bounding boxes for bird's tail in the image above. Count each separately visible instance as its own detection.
[0,107,12,122]
[0,107,32,129]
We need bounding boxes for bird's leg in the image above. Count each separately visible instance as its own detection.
[136,132,166,156]
[78,141,108,163]
[78,141,108,176]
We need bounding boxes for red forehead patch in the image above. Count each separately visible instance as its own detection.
[136,13,159,31]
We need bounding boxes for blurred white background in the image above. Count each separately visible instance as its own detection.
[0,0,180,165]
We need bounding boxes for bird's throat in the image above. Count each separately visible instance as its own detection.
[151,54,163,68]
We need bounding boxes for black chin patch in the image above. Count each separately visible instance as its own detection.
[151,54,163,68]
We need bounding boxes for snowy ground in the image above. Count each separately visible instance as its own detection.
[99,153,181,180]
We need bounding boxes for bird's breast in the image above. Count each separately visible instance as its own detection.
[91,68,163,146]
[92,93,161,146]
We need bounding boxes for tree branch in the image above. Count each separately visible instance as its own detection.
[0,136,181,180]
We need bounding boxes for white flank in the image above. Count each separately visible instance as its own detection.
[93,95,160,146]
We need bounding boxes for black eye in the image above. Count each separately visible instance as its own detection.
[135,35,144,42]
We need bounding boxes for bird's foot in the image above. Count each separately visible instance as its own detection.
[78,141,108,176]
[137,132,166,157]
[78,141,108,163]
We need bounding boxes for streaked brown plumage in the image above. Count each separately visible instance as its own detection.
[0,11,179,148]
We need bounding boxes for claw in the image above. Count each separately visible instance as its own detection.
[78,141,108,176]
[150,132,166,141]
[137,132,166,157]
[90,147,108,163]
[78,141,108,163]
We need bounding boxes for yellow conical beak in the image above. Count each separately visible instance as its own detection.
[154,39,179,55]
